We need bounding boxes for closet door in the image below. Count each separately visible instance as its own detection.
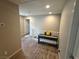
[73,26,79,59]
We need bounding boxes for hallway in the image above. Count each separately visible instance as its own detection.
[0,0,79,59]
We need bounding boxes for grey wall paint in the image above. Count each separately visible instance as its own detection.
[59,0,75,59]
[26,15,60,36]
[0,0,20,58]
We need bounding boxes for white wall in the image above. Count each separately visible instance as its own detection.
[59,0,76,59]
[26,15,60,37]
[20,16,24,36]
[0,0,20,58]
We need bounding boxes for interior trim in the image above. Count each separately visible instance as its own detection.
[7,48,22,59]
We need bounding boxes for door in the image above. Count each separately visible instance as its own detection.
[67,22,79,59]
[66,0,79,59]
[23,19,30,35]
[72,26,79,59]
[26,19,30,34]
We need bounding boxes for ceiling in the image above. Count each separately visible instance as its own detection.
[8,0,66,16]
[9,0,34,4]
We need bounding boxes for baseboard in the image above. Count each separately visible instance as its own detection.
[7,48,22,59]
[0,56,7,59]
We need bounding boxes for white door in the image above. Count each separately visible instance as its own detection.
[24,19,30,35]
[26,19,30,34]
[66,0,79,59]
[73,26,79,59]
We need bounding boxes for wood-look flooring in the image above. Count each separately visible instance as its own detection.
[10,36,58,59]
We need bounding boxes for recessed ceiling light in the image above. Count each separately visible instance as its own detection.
[46,5,50,8]
[49,12,52,14]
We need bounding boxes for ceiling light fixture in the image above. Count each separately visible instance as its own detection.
[49,12,52,14]
[46,5,50,8]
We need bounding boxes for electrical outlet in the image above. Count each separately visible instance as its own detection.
[4,51,7,55]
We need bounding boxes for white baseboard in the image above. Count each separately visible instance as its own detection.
[0,56,7,59]
[7,48,22,59]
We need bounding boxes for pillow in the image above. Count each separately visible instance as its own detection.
[44,31,51,36]
[44,32,46,35]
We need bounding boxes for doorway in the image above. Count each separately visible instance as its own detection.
[24,19,30,35]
